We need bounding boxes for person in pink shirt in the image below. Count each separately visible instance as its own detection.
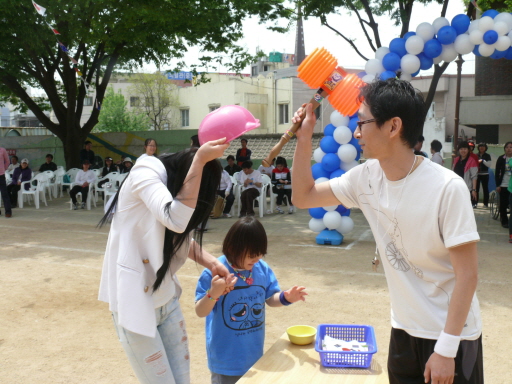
[0,147,12,217]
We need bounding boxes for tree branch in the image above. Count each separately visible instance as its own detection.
[347,1,377,52]
[322,22,369,61]
[358,0,381,48]
[441,0,449,18]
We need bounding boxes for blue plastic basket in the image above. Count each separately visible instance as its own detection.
[315,324,378,369]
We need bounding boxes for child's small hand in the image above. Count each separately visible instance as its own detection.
[222,273,238,295]
[209,275,228,300]
[284,286,308,303]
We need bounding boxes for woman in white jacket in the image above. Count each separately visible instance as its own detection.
[98,139,235,384]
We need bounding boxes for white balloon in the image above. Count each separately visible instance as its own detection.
[495,36,512,51]
[375,46,390,61]
[309,218,326,233]
[469,30,484,45]
[494,12,512,31]
[433,56,443,64]
[330,110,350,127]
[340,160,359,172]
[313,147,326,163]
[323,205,337,212]
[494,21,510,36]
[509,30,512,40]
[336,216,355,234]
[432,17,450,34]
[478,43,495,57]
[468,19,480,34]
[400,73,412,81]
[400,54,421,74]
[323,211,342,230]
[314,177,329,184]
[454,34,475,55]
[365,59,384,76]
[416,22,435,41]
[405,35,425,55]
[337,144,357,163]
[333,126,353,145]
[478,16,494,32]
[440,44,458,62]
[362,74,376,84]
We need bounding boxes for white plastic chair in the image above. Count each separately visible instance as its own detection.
[18,174,48,209]
[236,176,269,218]
[54,169,66,197]
[42,170,56,200]
[61,168,80,196]
[92,169,102,178]
[94,171,119,202]
[104,173,128,206]
[68,182,97,210]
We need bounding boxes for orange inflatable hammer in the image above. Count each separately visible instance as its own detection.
[261,47,363,167]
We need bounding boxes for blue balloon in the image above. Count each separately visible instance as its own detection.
[505,47,512,60]
[355,152,361,161]
[323,123,336,136]
[357,71,367,78]
[309,207,327,219]
[335,205,348,215]
[483,30,498,45]
[389,38,407,57]
[411,70,420,77]
[348,116,359,132]
[482,9,499,18]
[417,53,433,70]
[490,49,507,59]
[312,163,330,179]
[423,39,443,58]
[473,45,482,57]
[322,153,341,172]
[403,31,416,40]
[382,52,401,71]
[379,70,397,80]
[437,26,457,45]
[330,169,346,179]
[341,209,351,217]
[349,137,362,152]
[451,14,470,35]
[320,136,340,153]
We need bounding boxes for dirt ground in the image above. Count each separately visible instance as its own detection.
[0,196,510,384]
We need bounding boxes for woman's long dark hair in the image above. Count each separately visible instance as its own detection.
[98,147,222,292]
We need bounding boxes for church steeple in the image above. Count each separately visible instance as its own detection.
[294,3,306,66]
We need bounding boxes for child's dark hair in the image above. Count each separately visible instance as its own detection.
[222,216,267,269]
[241,160,252,169]
[430,140,442,153]
[226,155,235,161]
[275,156,287,167]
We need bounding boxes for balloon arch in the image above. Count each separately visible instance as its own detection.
[308,10,511,245]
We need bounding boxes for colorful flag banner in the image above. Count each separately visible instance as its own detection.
[32,1,46,16]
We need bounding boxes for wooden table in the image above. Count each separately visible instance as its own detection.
[237,332,389,384]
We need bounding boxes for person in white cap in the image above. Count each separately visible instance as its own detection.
[7,158,32,208]
[120,157,133,174]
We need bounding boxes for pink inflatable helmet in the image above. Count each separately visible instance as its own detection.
[198,105,260,146]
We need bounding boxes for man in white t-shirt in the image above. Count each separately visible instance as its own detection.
[238,161,262,217]
[292,79,482,384]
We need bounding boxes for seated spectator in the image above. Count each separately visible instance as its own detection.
[224,155,241,176]
[7,155,19,172]
[80,141,95,165]
[139,138,157,160]
[39,154,57,172]
[120,157,133,174]
[115,155,125,173]
[70,160,97,210]
[97,156,116,191]
[430,140,444,166]
[8,158,32,207]
[272,156,294,214]
[238,161,262,217]
[217,170,235,218]
[258,158,275,178]
[236,138,251,166]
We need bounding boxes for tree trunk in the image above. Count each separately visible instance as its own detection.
[58,116,92,170]
[423,62,450,119]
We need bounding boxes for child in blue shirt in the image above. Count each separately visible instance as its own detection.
[195,216,307,384]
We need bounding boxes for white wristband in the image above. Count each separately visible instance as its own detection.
[434,331,461,358]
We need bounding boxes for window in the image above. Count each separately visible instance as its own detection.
[251,66,258,77]
[181,109,189,127]
[130,97,140,107]
[263,65,270,72]
[279,104,289,125]
[209,105,220,112]
[84,97,93,106]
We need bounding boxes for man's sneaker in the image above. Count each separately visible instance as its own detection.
[73,204,78,210]
[81,202,86,209]
[276,206,284,214]
[223,213,232,218]
[288,206,294,214]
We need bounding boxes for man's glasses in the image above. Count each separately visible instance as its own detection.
[356,118,376,130]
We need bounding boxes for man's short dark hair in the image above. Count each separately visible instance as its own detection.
[46,154,53,160]
[430,140,442,153]
[84,140,92,146]
[240,138,248,144]
[222,216,267,269]
[241,160,252,169]
[11,155,18,161]
[359,79,426,148]
[226,155,235,161]
[458,141,470,150]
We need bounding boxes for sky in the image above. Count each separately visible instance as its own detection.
[144,1,476,76]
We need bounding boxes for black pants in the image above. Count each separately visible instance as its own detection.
[217,189,235,214]
[70,185,89,205]
[498,187,510,226]
[388,328,483,384]
[0,175,12,214]
[240,188,259,216]
[273,186,292,206]
[476,174,489,206]
[7,184,21,206]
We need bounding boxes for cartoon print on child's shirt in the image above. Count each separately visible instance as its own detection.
[221,285,265,331]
